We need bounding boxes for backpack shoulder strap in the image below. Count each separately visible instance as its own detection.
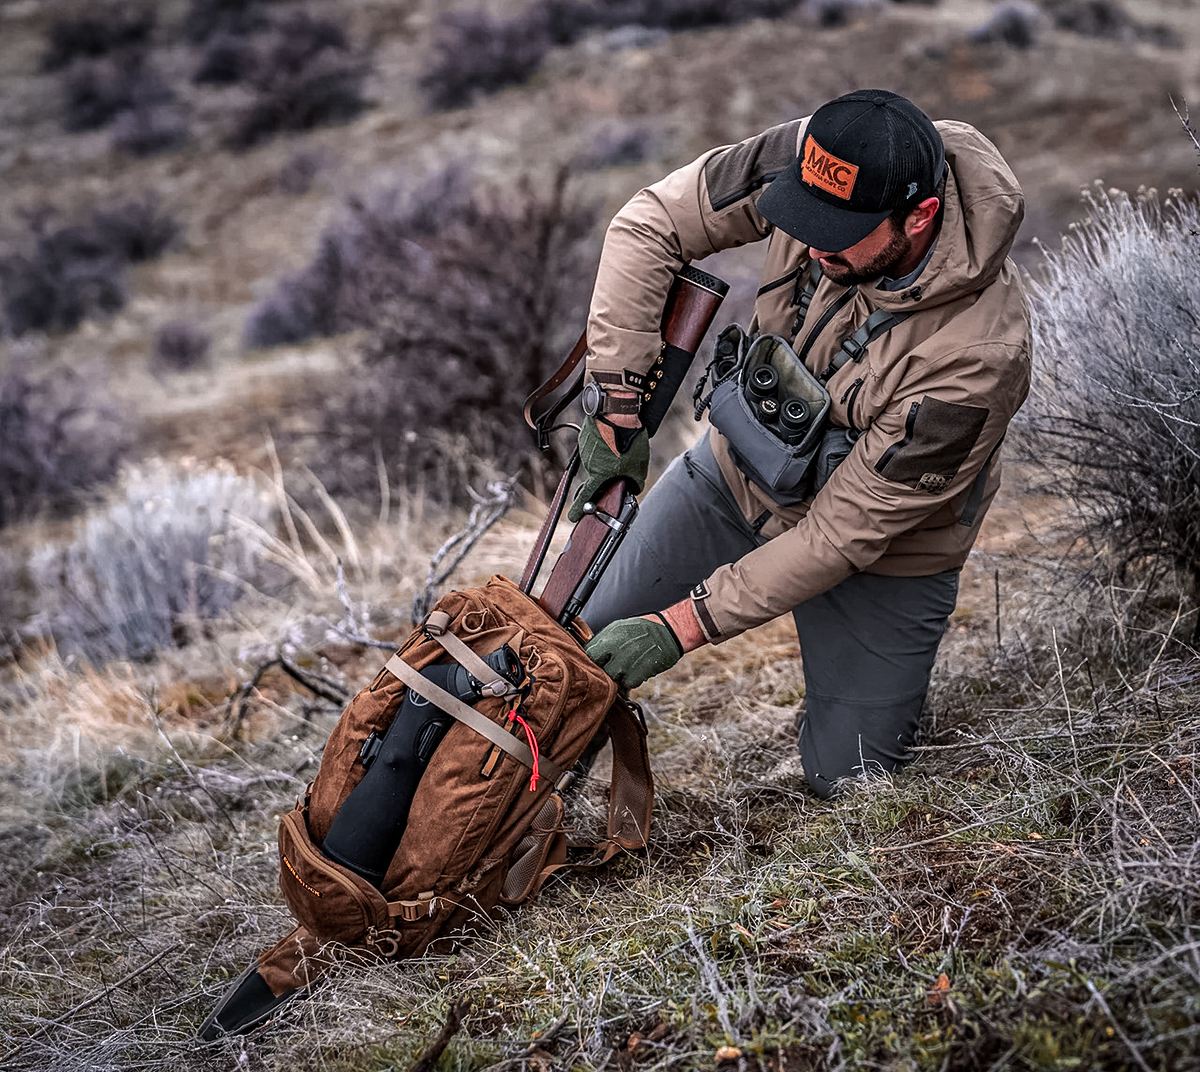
[601,698,654,852]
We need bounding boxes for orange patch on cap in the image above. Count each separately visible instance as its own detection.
[801,136,859,201]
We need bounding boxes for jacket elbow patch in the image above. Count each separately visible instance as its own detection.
[874,397,989,492]
[704,121,801,212]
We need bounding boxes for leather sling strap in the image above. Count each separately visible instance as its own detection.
[523,331,588,449]
[383,653,567,786]
[519,448,579,594]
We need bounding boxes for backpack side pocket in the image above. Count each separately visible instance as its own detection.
[277,807,390,946]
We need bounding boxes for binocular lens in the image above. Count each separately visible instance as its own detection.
[747,364,778,401]
[714,356,738,381]
[780,397,810,431]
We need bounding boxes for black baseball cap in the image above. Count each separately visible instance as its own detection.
[758,89,945,252]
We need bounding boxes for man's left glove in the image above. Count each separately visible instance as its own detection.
[568,415,650,523]
[585,615,683,689]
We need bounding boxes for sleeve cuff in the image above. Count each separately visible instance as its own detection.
[689,581,724,644]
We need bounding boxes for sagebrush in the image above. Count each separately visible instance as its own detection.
[418,0,804,111]
[28,462,274,663]
[0,195,179,336]
[1020,181,1200,630]
[248,166,601,503]
[0,355,134,529]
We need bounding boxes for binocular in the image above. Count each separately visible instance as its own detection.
[744,363,812,446]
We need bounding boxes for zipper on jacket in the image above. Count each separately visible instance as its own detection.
[840,377,864,434]
[756,266,801,298]
[795,286,858,360]
[874,401,921,473]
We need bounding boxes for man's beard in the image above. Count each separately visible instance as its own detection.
[816,224,912,287]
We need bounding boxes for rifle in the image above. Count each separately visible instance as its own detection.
[521,264,729,631]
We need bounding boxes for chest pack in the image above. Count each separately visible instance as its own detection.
[199,576,653,1039]
[694,264,911,504]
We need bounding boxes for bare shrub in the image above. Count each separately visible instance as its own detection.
[151,320,211,373]
[183,0,278,44]
[418,9,552,111]
[1046,0,1181,46]
[0,355,135,529]
[0,196,180,336]
[192,29,257,84]
[0,215,126,335]
[225,12,369,149]
[249,166,600,501]
[111,103,189,156]
[60,50,175,133]
[41,8,155,72]
[574,120,660,169]
[29,462,274,663]
[89,194,182,263]
[1019,181,1200,631]
[419,0,804,109]
[967,0,1043,48]
[277,148,324,194]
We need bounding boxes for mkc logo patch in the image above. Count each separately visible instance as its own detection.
[802,137,859,201]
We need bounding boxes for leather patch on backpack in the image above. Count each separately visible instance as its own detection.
[875,397,989,491]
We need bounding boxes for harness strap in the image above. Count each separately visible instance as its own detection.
[789,260,823,337]
[819,308,913,383]
[383,653,566,786]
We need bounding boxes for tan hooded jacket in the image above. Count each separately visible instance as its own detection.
[585,119,1032,642]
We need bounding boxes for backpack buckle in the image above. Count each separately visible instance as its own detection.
[840,336,867,362]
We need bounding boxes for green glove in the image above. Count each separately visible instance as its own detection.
[585,615,683,689]
[568,416,650,523]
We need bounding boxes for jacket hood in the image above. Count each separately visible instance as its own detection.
[873,120,1024,312]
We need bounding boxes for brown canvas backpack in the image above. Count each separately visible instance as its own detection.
[205,575,654,1031]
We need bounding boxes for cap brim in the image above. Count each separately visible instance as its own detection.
[758,162,891,253]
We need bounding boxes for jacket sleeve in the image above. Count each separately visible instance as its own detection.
[585,119,804,389]
[693,335,1032,641]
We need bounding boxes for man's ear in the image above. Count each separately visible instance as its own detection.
[905,196,941,238]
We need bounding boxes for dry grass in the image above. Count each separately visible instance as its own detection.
[0,467,1197,1071]
[1,1,1199,1069]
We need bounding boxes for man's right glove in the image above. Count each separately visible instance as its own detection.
[585,614,683,690]
[568,415,650,523]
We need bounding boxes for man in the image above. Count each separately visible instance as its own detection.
[573,89,1032,798]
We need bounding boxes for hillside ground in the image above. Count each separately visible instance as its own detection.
[1,0,1199,1069]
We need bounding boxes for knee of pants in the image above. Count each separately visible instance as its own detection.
[796,692,925,799]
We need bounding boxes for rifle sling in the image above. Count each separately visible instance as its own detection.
[383,654,566,787]
[523,331,588,440]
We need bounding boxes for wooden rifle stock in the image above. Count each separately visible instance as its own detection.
[525,264,729,627]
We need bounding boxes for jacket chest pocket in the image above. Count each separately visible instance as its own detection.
[826,364,890,433]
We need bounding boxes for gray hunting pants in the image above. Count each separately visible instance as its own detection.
[581,433,959,799]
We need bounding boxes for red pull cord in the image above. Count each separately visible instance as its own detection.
[512,712,540,792]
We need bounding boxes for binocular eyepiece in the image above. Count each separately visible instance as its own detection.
[713,334,740,383]
[743,363,811,445]
[449,644,523,702]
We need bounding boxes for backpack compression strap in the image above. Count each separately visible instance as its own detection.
[382,654,568,787]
